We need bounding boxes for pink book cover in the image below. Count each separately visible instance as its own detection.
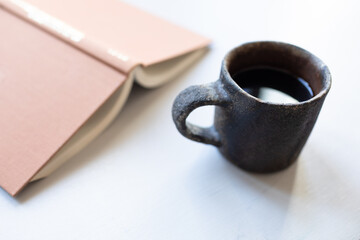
[0,0,210,196]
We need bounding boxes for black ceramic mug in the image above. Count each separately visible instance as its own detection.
[172,41,331,173]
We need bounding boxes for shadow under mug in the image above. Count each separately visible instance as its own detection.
[172,41,331,173]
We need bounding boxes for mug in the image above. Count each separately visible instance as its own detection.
[172,41,331,173]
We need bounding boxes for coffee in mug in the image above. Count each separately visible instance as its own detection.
[172,41,331,173]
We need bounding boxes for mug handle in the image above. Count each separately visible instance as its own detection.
[172,81,231,147]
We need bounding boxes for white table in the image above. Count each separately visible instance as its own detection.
[1,0,360,239]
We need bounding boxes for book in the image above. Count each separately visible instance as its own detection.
[0,0,210,196]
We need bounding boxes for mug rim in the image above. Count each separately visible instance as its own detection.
[221,41,332,106]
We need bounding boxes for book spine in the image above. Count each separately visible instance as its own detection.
[0,0,136,74]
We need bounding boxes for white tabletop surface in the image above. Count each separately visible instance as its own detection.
[1,0,360,239]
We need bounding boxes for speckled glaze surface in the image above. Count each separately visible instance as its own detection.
[172,41,331,173]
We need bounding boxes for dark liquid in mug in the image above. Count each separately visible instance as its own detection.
[233,67,314,103]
